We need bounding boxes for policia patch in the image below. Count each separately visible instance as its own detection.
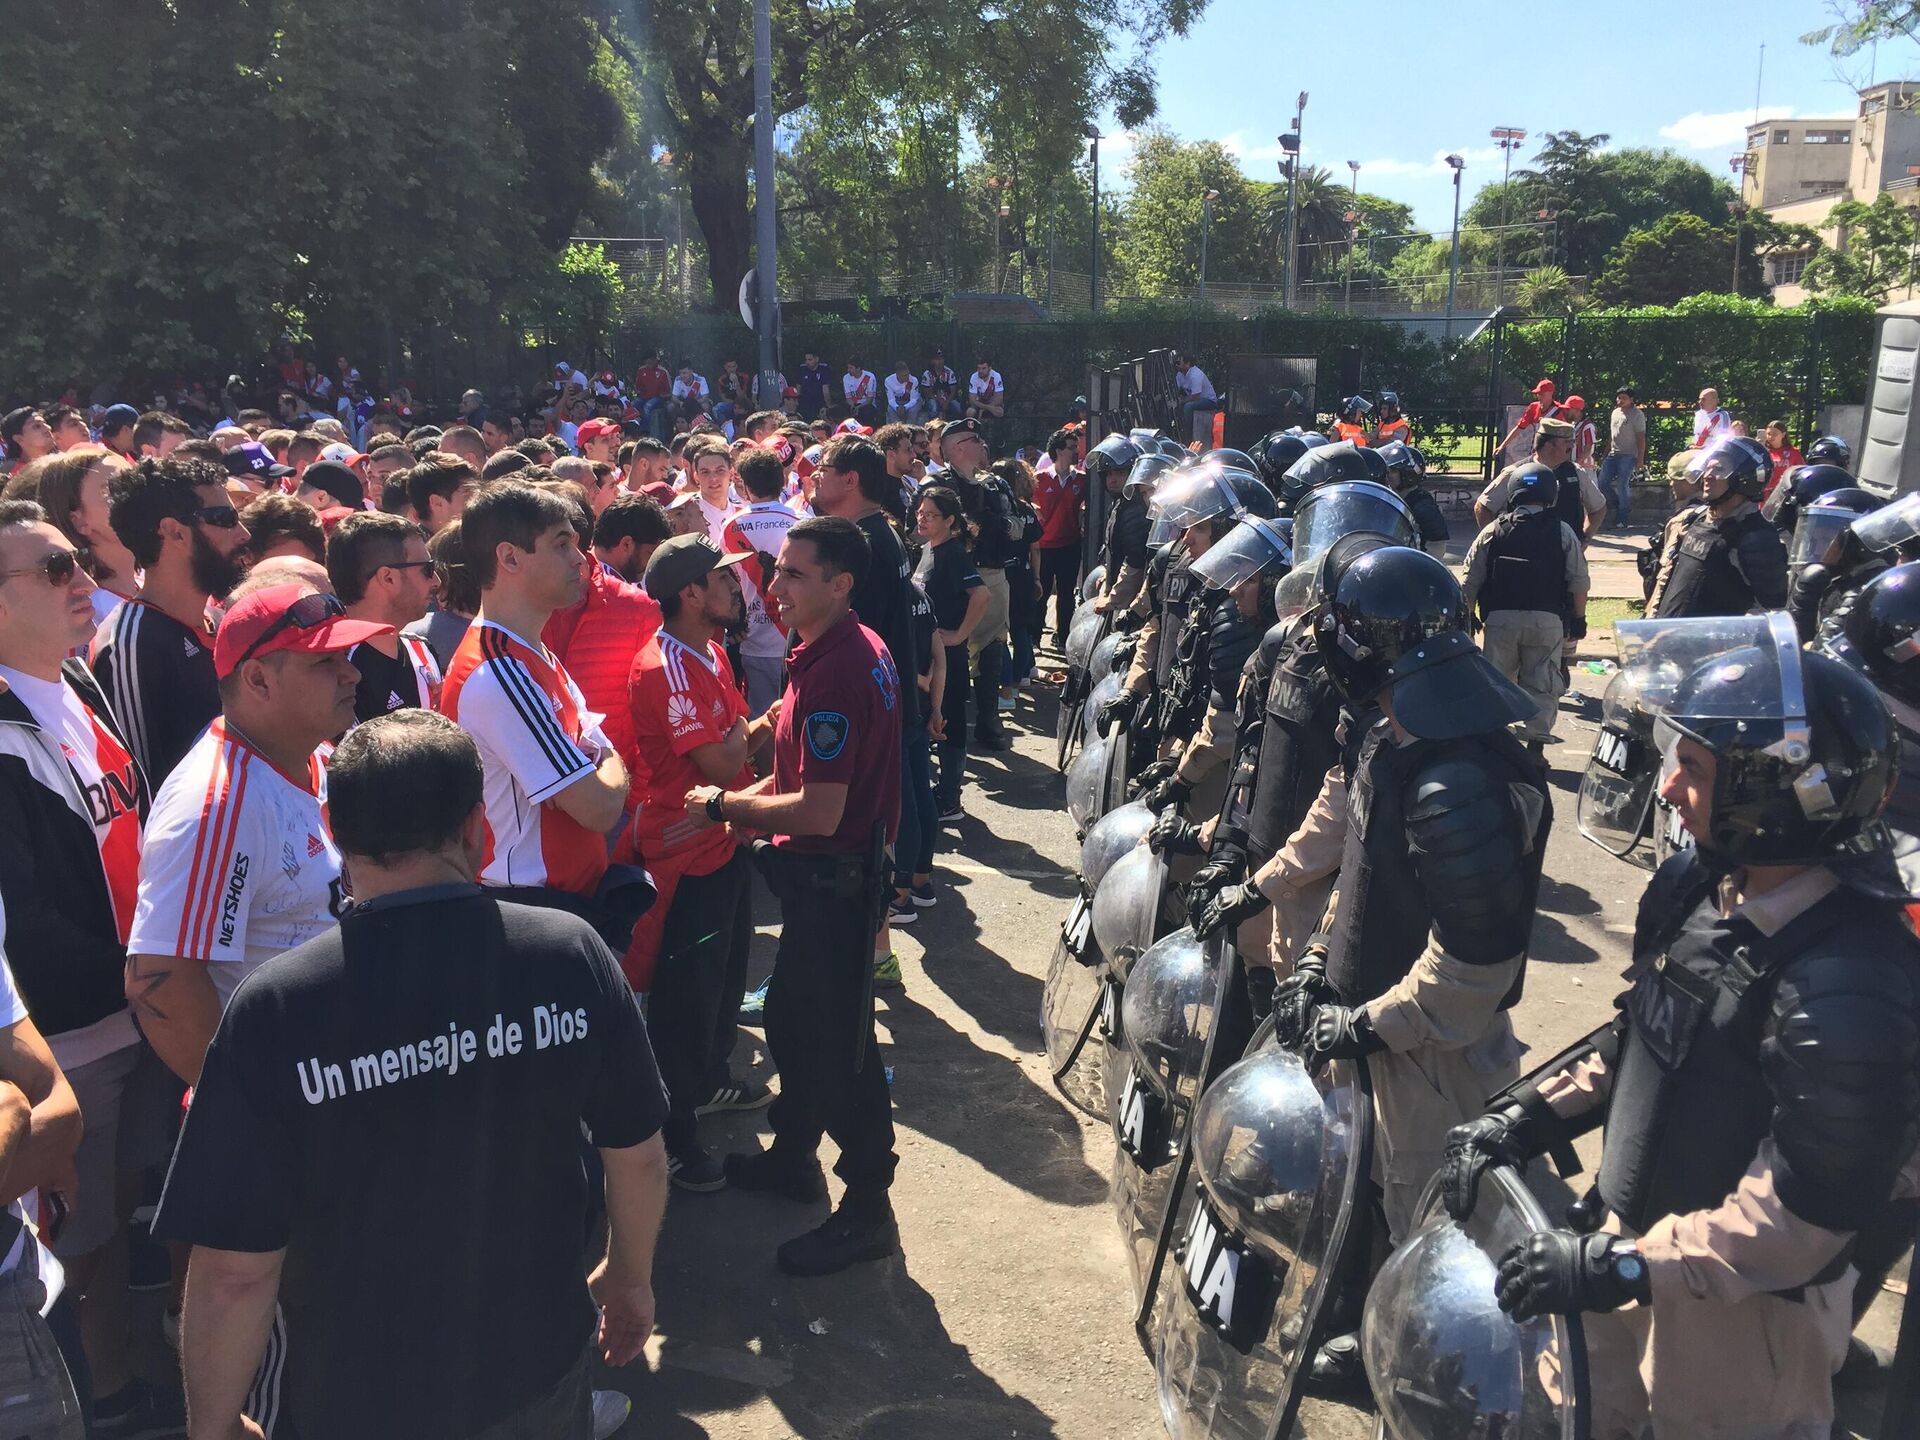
[805,710,850,761]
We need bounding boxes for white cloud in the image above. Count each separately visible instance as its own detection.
[1348,145,1505,179]
[1217,130,1289,166]
[1660,107,1792,151]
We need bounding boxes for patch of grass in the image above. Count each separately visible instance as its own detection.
[1585,596,1646,634]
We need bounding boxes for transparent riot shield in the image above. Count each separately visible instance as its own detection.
[1575,667,1660,863]
[1059,609,1110,770]
[1361,1167,1590,1440]
[1043,803,1158,1118]
[1153,1041,1374,1440]
[1067,732,1114,838]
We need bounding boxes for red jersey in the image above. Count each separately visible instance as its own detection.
[772,612,901,855]
[1033,466,1087,549]
[439,620,613,898]
[632,365,672,403]
[627,632,751,875]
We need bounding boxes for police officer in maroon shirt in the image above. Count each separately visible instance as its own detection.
[682,516,904,1275]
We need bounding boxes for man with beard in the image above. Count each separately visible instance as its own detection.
[592,494,673,585]
[91,455,252,788]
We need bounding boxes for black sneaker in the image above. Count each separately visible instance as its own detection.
[1302,1331,1373,1401]
[937,802,964,824]
[723,1147,828,1203]
[696,1078,773,1115]
[92,1379,187,1439]
[909,881,937,908]
[667,1148,728,1193]
[973,731,1012,752]
[127,1204,169,1292]
[887,896,917,926]
[775,1203,900,1277]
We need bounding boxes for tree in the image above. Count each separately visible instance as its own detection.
[1514,266,1575,313]
[1802,194,1920,302]
[606,0,1208,309]
[1591,213,1761,306]
[1109,130,1267,294]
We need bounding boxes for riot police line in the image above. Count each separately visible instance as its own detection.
[1039,426,1920,1439]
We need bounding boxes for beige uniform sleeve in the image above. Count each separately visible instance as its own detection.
[1175,698,1239,785]
[1253,767,1347,896]
[1540,1053,1613,1119]
[1579,468,1608,519]
[1363,945,1524,1053]
[1635,1140,1854,1305]
[1108,560,1146,612]
[1564,525,1591,593]
[1122,610,1160,696]
[1644,511,1691,615]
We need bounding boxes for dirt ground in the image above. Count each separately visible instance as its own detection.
[614,539,1905,1439]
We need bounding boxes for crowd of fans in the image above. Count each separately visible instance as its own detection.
[0,363,1089,1438]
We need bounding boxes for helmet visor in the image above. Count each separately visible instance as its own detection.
[1191,516,1293,591]
[1291,482,1416,565]
[1688,436,1764,484]
[1791,504,1860,571]
[1612,613,1806,725]
[1123,453,1179,498]
[1153,462,1249,529]
[1852,491,1920,556]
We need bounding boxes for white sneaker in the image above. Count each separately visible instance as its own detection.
[592,1389,632,1439]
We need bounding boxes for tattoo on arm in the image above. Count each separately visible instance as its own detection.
[126,956,172,1021]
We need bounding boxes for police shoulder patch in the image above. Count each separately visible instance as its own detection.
[805,710,850,760]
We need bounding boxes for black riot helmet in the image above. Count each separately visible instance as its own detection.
[1199,447,1260,475]
[1254,429,1324,486]
[1130,430,1189,460]
[1085,433,1143,488]
[1278,438,1390,514]
[1313,545,1534,738]
[1762,461,1855,532]
[1806,435,1852,468]
[1505,461,1560,511]
[1151,459,1278,534]
[1378,390,1402,419]
[1833,561,1920,710]
[1339,395,1373,423]
[1687,435,1773,504]
[1374,440,1423,486]
[1661,612,1895,865]
[1122,452,1181,499]
[1790,486,1886,573]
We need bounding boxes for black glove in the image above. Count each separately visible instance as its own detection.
[1269,966,1338,1048]
[1566,612,1589,641]
[1097,692,1138,736]
[1141,776,1192,814]
[1195,882,1269,940]
[1495,1230,1649,1321]
[1440,1105,1533,1222]
[1307,1004,1387,1060]
[1183,856,1245,914]
[1130,758,1176,796]
[1148,814,1205,856]
[1113,636,1139,668]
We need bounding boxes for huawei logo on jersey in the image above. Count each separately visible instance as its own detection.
[667,692,700,733]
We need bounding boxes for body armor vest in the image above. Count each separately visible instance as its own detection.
[1153,552,1201,696]
[1552,462,1586,535]
[1479,508,1569,617]
[1326,722,1544,1008]
[1246,636,1342,866]
[1655,508,1776,619]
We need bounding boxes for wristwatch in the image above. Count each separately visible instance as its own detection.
[1610,1242,1648,1295]
[706,791,727,823]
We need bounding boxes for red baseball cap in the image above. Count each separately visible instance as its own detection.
[576,418,621,447]
[836,418,873,436]
[214,583,393,680]
[1531,378,1556,395]
[1562,395,1586,411]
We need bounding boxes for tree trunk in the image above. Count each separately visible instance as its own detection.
[684,123,753,311]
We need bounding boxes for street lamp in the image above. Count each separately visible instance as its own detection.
[1199,188,1219,305]
[987,176,1010,292]
[1491,126,1527,309]
[1728,154,1752,296]
[1444,153,1466,337]
[1346,161,1361,311]
[1085,125,1103,313]
[1277,93,1306,308]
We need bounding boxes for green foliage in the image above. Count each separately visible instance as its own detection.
[530,246,631,368]
[1514,266,1574,312]
[1590,213,1762,306]
[0,0,629,395]
[1801,194,1920,302]
[1110,130,1269,292]
[1802,2,1920,57]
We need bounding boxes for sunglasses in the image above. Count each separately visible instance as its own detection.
[0,550,81,587]
[193,505,243,529]
[235,591,345,667]
[382,560,437,573]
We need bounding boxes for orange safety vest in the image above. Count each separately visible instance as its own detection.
[1333,421,1370,446]
[1374,417,1410,445]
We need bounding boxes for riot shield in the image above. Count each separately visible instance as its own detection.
[1044,803,1159,1117]
[1082,563,1108,603]
[1361,1167,1590,1440]
[1575,667,1659,863]
[1059,609,1111,770]
[1067,732,1115,837]
[1111,927,1225,1314]
[1153,1042,1374,1440]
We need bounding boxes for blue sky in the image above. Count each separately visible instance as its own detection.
[1105,0,1903,232]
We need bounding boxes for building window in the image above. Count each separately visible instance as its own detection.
[1775,129,1792,144]
[1803,129,1852,144]
[1749,130,1769,148]
[1773,253,1810,286]
[1799,179,1846,195]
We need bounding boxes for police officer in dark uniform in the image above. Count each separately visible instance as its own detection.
[1376,440,1450,558]
[1442,614,1920,1436]
[1650,436,1790,619]
[937,417,1023,750]
[1785,486,1886,641]
[689,517,905,1277]
[1092,450,1170,621]
[1201,546,1547,1385]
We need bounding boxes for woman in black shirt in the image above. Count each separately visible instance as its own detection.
[914,485,988,820]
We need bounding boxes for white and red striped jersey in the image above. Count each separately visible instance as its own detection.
[720,500,800,659]
[128,718,342,1004]
[438,619,612,898]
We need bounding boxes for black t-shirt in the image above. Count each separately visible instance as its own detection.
[152,888,667,1440]
[348,640,423,724]
[914,536,983,635]
[908,580,936,722]
[90,597,220,790]
[852,510,918,686]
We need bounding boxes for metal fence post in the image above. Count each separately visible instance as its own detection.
[1800,307,1823,446]
[1487,313,1505,482]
